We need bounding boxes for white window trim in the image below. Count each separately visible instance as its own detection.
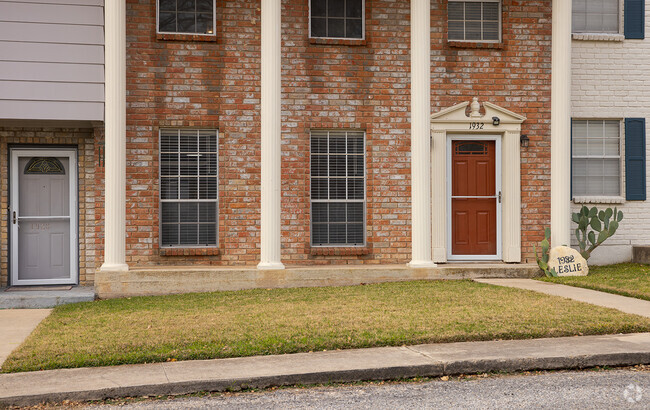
[308,0,366,41]
[156,0,217,36]
[571,0,623,37]
[447,0,502,43]
[310,130,367,247]
[571,118,624,200]
[159,129,219,248]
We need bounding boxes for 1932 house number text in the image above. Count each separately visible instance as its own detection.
[469,122,484,130]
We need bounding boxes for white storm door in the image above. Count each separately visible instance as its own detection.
[10,149,78,285]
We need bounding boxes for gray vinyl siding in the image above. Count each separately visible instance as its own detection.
[0,0,104,122]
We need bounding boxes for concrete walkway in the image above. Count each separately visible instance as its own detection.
[475,278,650,318]
[1,332,649,407]
[0,309,51,366]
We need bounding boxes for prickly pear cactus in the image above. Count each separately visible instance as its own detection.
[572,205,623,260]
[534,228,558,277]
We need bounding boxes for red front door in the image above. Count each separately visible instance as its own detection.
[451,140,497,256]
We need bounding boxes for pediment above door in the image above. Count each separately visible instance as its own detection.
[431,97,526,132]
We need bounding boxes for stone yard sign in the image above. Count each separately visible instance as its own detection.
[548,246,589,276]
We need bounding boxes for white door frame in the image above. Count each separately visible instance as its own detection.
[446,135,502,261]
[10,148,78,285]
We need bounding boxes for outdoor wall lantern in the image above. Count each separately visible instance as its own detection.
[520,134,530,148]
[492,116,500,126]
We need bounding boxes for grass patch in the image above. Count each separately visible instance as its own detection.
[539,263,650,301]
[4,280,650,373]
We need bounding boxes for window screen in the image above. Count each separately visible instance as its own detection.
[160,129,218,247]
[572,0,619,33]
[158,0,215,35]
[311,131,365,246]
[310,0,364,39]
[572,120,621,197]
[448,1,500,42]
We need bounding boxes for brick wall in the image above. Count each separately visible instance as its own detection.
[0,127,97,286]
[123,0,552,267]
[571,2,650,263]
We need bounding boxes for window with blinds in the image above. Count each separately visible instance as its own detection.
[160,129,218,247]
[448,1,500,42]
[572,120,621,197]
[572,0,619,33]
[310,0,364,39]
[311,131,365,246]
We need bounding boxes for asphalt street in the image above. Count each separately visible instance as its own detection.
[87,368,649,409]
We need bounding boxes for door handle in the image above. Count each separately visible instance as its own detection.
[12,211,16,224]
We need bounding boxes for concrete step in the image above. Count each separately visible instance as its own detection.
[0,286,95,309]
[632,246,650,264]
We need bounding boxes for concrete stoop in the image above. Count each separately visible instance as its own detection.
[95,264,541,299]
[0,287,95,309]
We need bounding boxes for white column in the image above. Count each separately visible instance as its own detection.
[551,0,572,247]
[408,0,436,268]
[258,0,284,270]
[100,0,128,272]
[431,130,447,263]
[502,131,521,262]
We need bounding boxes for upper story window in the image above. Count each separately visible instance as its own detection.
[310,0,364,39]
[158,0,216,35]
[448,1,501,42]
[572,0,619,33]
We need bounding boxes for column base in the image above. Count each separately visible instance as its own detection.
[99,262,129,272]
[407,260,437,268]
[257,261,285,270]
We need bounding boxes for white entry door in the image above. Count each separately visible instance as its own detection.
[10,149,78,285]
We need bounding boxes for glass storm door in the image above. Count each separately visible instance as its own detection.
[450,140,499,257]
[10,149,78,285]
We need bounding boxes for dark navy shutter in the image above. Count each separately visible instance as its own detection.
[570,118,573,198]
[625,118,646,200]
[625,0,645,39]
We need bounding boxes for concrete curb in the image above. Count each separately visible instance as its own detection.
[1,333,649,407]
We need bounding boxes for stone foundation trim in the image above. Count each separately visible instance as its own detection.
[95,264,542,299]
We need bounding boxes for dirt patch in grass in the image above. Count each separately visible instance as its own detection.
[539,263,650,301]
[4,280,650,373]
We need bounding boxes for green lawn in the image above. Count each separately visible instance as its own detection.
[4,280,650,373]
[539,263,650,301]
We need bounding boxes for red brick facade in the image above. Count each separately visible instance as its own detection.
[118,0,552,268]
